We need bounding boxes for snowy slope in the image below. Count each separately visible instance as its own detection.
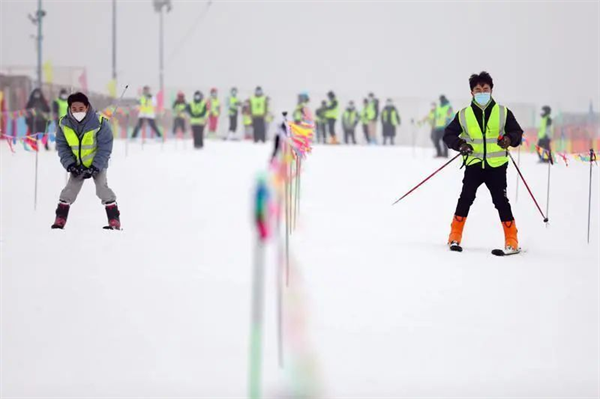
[1,140,598,397]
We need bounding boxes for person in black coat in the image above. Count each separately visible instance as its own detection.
[25,88,51,150]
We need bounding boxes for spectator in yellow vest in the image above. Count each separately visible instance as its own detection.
[207,87,220,135]
[537,105,552,163]
[131,86,162,139]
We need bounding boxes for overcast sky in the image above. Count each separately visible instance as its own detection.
[1,0,599,113]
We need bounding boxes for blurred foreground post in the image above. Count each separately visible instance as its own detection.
[587,149,596,244]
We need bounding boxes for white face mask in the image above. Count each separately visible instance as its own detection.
[73,111,86,122]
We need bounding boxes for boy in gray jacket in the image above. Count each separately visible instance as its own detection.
[51,92,120,230]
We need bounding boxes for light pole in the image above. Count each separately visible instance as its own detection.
[153,0,172,107]
[28,0,46,88]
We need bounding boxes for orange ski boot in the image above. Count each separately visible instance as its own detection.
[500,220,520,254]
[448,215,466,251]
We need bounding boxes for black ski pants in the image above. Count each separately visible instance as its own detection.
[343,127,357,144]
[192,124,205,148]
[455,163,514,222]
[432,127,447,157]
[327,118,336,138]
[132,117,162,138]
[253,117,266,143]
[172,117,186,135]
[362,124,369,143]
[229,114,238,133]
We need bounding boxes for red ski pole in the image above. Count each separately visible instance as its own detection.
[507,151,549,223]
[392,153,461,205]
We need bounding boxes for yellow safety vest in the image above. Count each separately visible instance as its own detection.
[458,104,509,168]
[435,104,452,128]
[173,102,187,118]
[189,100,207,125]
[538,116,550,139]
[382,108,399,126]
[229,97,240,116]
[139,95,154,115]
[55,98,68,118]
[60,114,104,168]
[366,100,376,120]
[360,107,369,124]
[209,98,220,116]
[293,102,307,122]
[250,96,267,117]
[343,109,358,127]
[324,99,339,119]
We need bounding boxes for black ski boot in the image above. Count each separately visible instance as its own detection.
[51,201,70,229]
[104,202,121,230]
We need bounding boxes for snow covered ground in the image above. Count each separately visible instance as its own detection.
[1,139,598,398]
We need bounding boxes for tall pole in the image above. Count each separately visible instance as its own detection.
[159,6,164,102]
[36,0,43,88]
[112,0,117,84]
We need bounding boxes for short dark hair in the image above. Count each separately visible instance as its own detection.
[469,71,494,90]
[67,92,90,107]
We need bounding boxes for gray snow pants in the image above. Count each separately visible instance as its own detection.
[59,170,117,205]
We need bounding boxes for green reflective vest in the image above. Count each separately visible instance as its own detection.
[360,107,369,124]
[293,102,307,122]
[366,100,377,121]
[538,115,550,139]
[458,104,509,168]
[139,95,154,115]
[324,99,339,119]
[60,114,104,168]
[55,98,68,119]
[173,102,187,118]
[342,109,358,128]
[209,98,220,116]
[435,104,452,128]
[229,96,240,116]
[189,100,207,125]
[427,109,435,126]
[382,108,400,126]
[250,96,267,117]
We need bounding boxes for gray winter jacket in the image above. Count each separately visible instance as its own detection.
[56,107,113,171]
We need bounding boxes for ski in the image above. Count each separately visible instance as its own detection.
[50,225,64,230]
[103,226,123,231]
[491,248,521,256]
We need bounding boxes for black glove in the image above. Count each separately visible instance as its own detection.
[458,142,474,155]
[67,163,83,177]
[81,165,100,180]
[498,135,511,149]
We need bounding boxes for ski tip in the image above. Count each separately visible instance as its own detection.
[103,226,123,231]
[491,248,521,256]
[449,244,463,252]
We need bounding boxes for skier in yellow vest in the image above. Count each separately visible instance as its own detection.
[52,92,120,230]
[131,86,162,139]
[433,95,453,157]
[187,90,208,149]
[443,71,524,254]
[342,101,359,144]
[172,91,187,137]
[324,91,340,144]
[226,87,240,140]
[381,99,400,145]
[207,87,220,135]
[53,88,69,128]
[242,99,253,140]
[293,92,310,123]
[366,92,379,144]
[250,86,267,143]
[360,98,370,144]
[537,105,552,162]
